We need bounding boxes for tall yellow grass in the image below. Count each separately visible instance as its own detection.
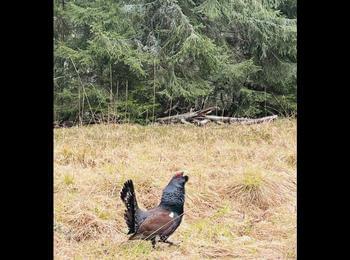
[54,119,296,259]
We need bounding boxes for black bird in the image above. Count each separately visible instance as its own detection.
[120,171,189,248]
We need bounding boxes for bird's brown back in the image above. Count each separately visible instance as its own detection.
[129,208,179,240]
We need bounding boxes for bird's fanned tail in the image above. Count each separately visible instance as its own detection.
[120,180,139,234]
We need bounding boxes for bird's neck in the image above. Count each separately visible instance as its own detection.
[159,185,185,214]
[159,202,184,215]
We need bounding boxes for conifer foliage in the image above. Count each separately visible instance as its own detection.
[54,0,297,125]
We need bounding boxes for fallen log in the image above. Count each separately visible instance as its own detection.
[156,111,197,123]
[180,118,192,125]
[157,107,278,125]
[196,119,210,126]
[202,115,278,124]
[192,119,211,126]
[233,115,278,125]
[156,106,217,123]
[201,115,248,122]
[198,106,218,115]
[163,101,180,114]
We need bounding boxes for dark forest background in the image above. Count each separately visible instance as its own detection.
[54,0,296,125]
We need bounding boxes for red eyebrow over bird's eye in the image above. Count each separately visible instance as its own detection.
[175,172,183,177]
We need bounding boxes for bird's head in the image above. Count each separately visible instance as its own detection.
[169,171,189,187]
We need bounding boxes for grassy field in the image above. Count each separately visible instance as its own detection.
[54,119,296,259]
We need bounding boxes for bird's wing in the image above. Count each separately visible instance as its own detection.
[129,209,177,240]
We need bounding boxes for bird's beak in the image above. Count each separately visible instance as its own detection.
[184,175,189,183]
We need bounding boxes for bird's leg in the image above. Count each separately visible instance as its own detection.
[163,240,174,246]
[151,237,156,249]
[160,236,176,246]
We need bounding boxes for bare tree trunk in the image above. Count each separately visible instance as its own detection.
[108,63,113,124]
[125,80,128,123]
[81,85,85,124]
[168,97,173,119]
[163,101,179,115]
[78,78,81,126]
[264,85,267,116]
[152,59,156,123]
[70,57,96,126]
[116,80,119,122]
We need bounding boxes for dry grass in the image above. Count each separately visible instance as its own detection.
[54,119,296,259]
